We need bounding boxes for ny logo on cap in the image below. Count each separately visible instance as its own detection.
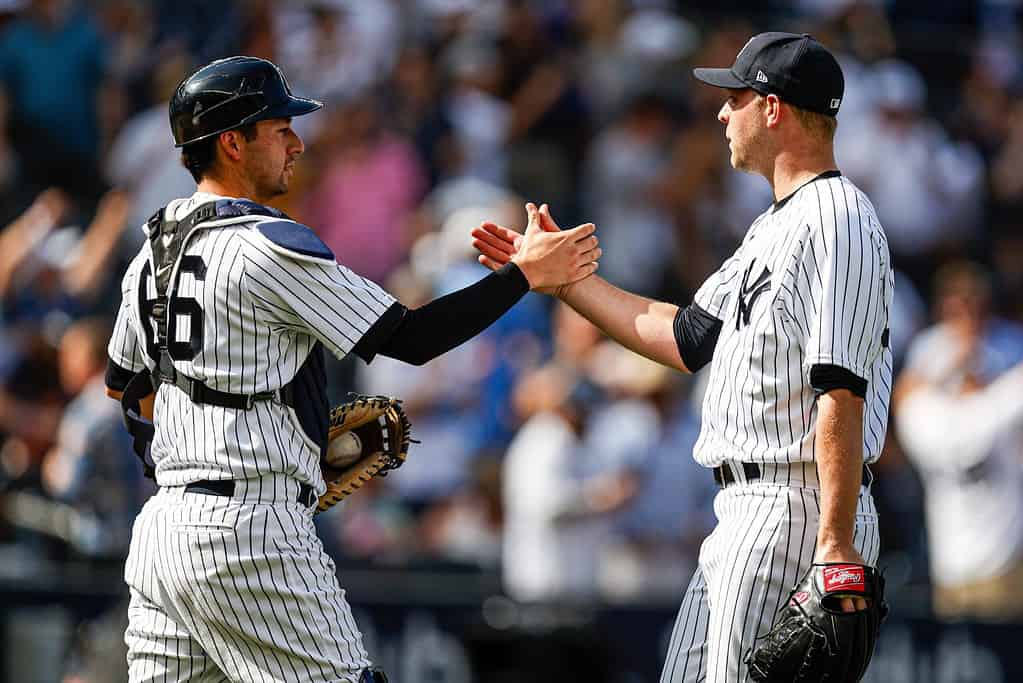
[756,70,769,83]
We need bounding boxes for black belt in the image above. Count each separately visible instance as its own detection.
[713,463,872,488]
[184,479,317,507]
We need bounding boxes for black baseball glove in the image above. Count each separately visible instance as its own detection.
[746,563,888,682]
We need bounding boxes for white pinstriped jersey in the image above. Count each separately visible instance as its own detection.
[107,192,395,490]
[692,173,893,467]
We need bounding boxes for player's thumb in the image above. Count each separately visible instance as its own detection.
[524,202,539,233]
[538,203,561,232]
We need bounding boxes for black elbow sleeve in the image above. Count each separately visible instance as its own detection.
[810,363,868,398]
[673,303,722,372]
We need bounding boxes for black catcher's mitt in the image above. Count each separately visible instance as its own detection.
[746,563,888,682]
[317,395,413,513]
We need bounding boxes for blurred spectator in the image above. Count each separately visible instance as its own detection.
[151,0,241,66]
[573,0,630,127]
[502,305,646,601]
[498,0,589,216]
[838,59,985,291]
[0,0,108,202]
[590,349,718,601]
[894,262,1023,620]
[386,46,460,186]
[275,1,400,104]
[354,200,547,503]
[0,329,62,492]
[581,92,676,296]
[418,458,503,568]
[0,188,129,323]
[104,51,194,256]
[990,94,1023,211]
[574,2,698,128]
[441,36,510,185]
[41,317,152,557]
[302,98,427,284]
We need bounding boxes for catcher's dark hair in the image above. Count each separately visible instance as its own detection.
[180,123,259,182]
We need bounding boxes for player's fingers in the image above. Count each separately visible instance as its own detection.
[477,254,504,271]
[576,247,602,266]
[564,222,596,240]
[538,203,561,232]
[853,596,867,611]
[477,222,522,246]
[568,260,599,283]
[525,202,539,232]
[839,597,856,613]
[472,226,517,254]
[472,238,513,264]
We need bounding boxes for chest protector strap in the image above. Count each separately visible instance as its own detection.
[149,200,294,407]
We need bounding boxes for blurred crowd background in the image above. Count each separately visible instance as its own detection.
[2,0,1023,680]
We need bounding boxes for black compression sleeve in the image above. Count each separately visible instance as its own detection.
[673,302,722,372]
[353,263,531,365]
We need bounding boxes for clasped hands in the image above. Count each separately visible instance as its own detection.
[473,202,599,294]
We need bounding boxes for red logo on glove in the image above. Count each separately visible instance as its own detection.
[823,565,865,593]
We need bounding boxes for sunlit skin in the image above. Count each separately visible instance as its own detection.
[242,118,304,200]
[196,117,305,204]
[718,88,772,174]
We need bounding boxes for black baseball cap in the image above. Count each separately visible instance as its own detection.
[693,32,844,117]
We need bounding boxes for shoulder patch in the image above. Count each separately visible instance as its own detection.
[255,220,335,262]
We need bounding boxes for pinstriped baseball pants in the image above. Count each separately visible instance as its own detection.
[124,478,371,682]
[659,473,880,683]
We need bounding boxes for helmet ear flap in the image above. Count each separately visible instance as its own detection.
[169,56,322,147]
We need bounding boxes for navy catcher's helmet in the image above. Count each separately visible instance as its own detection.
[169,56,322,148]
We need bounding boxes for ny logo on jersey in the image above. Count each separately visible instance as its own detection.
[736,260,772,329]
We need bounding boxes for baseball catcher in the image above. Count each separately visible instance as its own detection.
[318,394,414,512]
[746,563,888,682]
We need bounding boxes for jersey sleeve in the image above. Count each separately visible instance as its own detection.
[795,181,890,390]
[693,241,747,320]
[241,231,396,359]
[106,259,148,389]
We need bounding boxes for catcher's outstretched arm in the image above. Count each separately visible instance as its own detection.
[353,263,531,366]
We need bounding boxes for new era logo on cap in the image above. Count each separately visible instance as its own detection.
[756,70,768,83]
[830,98,841,109]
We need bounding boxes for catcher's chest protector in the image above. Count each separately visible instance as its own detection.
[120,200,331,475]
